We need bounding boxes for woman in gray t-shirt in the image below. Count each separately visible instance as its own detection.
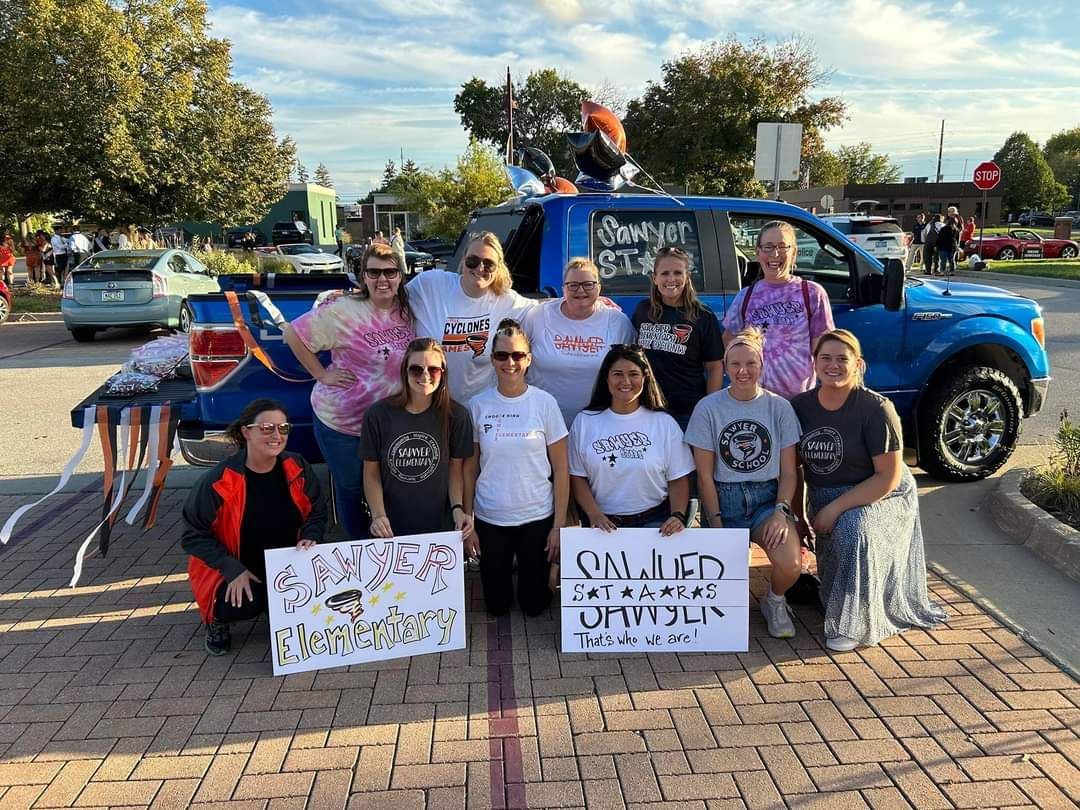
[791,330,946,652]
[685,328,802,640]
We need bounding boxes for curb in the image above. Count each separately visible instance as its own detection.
[989,467,1080,583]
[953,269,1080,289]
[9,312,64,323]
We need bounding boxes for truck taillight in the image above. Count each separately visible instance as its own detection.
[62,276,74,299]
[152,274,168,298]
[189,327,248,388]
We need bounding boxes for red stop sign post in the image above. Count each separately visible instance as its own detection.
[973,161,1002,252]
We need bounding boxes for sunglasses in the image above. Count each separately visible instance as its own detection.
[564,281,598,292]
[491,350,529,362]
[246,422,292,436]
[364,266,400,279]
[407,364,444,379]
[464,255,498,273]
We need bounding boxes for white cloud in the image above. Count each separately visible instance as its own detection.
[536,0,586,22]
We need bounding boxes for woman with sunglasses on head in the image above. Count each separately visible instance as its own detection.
[182,399,326,656]
[360,338,474,542]
[631,246,725,431]
[791,330,945,651]
[569,345,694,535]
[524,257,636,428]
[685,328,803,639]
[283,243,414,539]
[406,231,539,404]
[463,319,569,616]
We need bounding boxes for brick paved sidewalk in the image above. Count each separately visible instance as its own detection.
[0,490,1078,809]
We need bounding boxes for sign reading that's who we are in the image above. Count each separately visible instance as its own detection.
[560,528,750,654]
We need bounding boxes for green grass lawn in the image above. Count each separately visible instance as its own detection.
[11,284,62,314]
[971,258,1080,281]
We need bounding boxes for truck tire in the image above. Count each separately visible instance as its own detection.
[918,365,1022,482]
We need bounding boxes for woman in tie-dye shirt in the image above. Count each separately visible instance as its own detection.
[284,243,415,538]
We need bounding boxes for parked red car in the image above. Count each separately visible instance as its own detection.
[0,278,11,324]
[966,229,1079,260]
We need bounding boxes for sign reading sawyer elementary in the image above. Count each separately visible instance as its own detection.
[560,528,750,654]
[589,209,703,294]
[264,532,466,676]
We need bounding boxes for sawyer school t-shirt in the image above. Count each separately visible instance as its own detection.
[359,399,473,536]
[468,385,568,526]
[685,388,801,483]
[407,270,539,404]
[290,296,414,436]
[791,387,903,489]
[524,300,636,427]
[722,278,834,400]
[631,301,724,419]
[569,407,695,515]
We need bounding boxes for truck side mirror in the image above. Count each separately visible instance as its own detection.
[883,258,905,311]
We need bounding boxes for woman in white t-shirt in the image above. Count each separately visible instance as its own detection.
[464,319,569,616]
[524,257,636,428]
[569,345,694,535]
[407,231,539,404]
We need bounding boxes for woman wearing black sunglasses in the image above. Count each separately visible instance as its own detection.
[283,243,414,538]
[360,338,475,542]
[182,398,327,656]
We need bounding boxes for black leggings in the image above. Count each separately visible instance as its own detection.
[213,578,268,623]
[476,515,553,617]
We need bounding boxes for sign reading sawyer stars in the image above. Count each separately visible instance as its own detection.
[560,528,750,653]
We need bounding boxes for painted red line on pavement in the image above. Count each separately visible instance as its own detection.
[487,613,525,809]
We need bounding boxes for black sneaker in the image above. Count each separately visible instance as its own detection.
[205,619,231,656]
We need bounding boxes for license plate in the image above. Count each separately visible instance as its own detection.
[101,290,125,302]
[872,243,889,253]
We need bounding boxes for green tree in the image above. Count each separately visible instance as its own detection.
[394,141,509,239]
[387,159,423,196]
[0,0,293,226]
[623,37,846,197]
[294,160,310,183]
[1044,126,1080,209]
[313,163,333,188]
[807,142,902,186]
[380,159,398,190]
[994,132,1069,215]
[454,69,590,173]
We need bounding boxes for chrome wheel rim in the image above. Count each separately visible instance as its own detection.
[0,298,8,322]
[179,306,191,332]
[941,388,1007,465]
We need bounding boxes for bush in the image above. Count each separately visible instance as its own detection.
[201,251,294,275]
[1023,410,1080,527]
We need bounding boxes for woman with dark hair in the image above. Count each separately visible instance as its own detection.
[792,330,946,650]
[569,344,694,534]
[631,246,724,430]
[0,234,15,287]
[464,319,568,616]
[93,228,111,254]
[361,337,474,541]
[22,234,43,285]
[283,243,414,538]
[181,398,326,656]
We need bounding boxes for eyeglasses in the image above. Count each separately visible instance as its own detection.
[757,243,794,254]
[363,267,400,279]
[407,364,444,379]
[246,422,292,436]
[464,255,498,273]
[491,350,529,362]
[564,281,598,292]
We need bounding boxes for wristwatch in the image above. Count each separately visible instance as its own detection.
[775,502,795,519]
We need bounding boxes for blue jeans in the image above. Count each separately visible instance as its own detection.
[715,479,778,531]
[938,248,956,275]
[312,415,368,539]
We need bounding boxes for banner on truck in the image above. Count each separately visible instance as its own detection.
[560,527,750,654]
[265,532,466,676]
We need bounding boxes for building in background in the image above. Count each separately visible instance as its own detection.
[780,182,1003,229]
[177,182,338,248]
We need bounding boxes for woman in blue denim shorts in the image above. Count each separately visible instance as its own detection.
[685,328,803,639]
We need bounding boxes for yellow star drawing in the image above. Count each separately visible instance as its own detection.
[325,614,334,626]
[368,594,380,606]
[311,603,322,616]
[394,591,407,601]
[382,581,394,593]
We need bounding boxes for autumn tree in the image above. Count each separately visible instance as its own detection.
[807,142,902,186]
[994,132,1069,215]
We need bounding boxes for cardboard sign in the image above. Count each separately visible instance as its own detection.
[264,532,466,676]
[560,528,750,653]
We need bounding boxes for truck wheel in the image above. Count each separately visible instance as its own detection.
[918,366,1022,482]
[71,327,96,343]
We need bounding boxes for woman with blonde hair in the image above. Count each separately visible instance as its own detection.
[791,329,945,651]
[407,231,539,403]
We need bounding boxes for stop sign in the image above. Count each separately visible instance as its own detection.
[973,161,1001,190]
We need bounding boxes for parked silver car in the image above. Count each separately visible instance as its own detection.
[61,249,220,342]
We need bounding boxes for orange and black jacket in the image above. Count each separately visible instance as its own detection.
[181,449,326,624]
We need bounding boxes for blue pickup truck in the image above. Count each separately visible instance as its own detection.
[76,192,1050,482]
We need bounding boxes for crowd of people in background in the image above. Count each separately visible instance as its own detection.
[909,206,974,276]
[5,224,152,288]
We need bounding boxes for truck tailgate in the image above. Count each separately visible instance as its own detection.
[70,378,197,428]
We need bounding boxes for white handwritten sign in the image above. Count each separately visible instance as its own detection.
[264,532,466,676]
[560,528,749,653]
[590,211,703,293]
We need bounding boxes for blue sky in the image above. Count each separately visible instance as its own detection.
[208,0,1080,201]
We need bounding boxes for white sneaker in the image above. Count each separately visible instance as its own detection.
[761,595,796,638]
[825,634,859,651]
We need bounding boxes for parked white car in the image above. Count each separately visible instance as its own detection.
[818,213,909,263]
[261,243,344,274]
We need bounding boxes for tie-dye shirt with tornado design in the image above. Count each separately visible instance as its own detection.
[291,296,415,436]
[722,278,834,400]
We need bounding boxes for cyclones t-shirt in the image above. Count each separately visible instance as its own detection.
[291,296,414,436]
[631,301,724,418]
[569,407,695,515]
[524,301,636,427]
[791,387,903,488]
[722,279,834,400]
[407,270,538,403]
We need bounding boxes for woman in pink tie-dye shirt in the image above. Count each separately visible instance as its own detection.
[283,243,415,538]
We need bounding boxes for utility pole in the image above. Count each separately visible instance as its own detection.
[505,66,515,165]
[936,120,945,182]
